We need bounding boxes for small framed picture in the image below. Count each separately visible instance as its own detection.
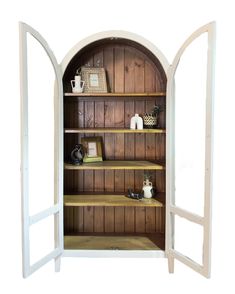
[81,67,108,93]
[81,136,103,163]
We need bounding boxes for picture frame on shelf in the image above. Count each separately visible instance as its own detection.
[81,67,108,93]
[81,136,103,163]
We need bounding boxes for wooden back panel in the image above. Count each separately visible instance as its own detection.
[63,40,166,236]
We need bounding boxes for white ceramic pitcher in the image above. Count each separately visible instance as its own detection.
[71,75,85,93]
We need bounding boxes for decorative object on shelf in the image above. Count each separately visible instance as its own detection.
[142,172,154,198]
[127,189,144,200]
[143,105,163,129]
[81,67,108,93]
[130,114,143,130]
[70,144,84,165]
[81,136,103,163]
[70,71,85,93]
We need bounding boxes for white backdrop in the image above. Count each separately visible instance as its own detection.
[0,0,234,292]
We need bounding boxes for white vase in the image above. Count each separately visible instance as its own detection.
[130,114,143,130]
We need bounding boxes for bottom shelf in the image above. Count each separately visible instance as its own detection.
[64,233,165,251]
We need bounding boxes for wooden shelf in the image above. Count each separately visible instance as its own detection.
[64,92,166,97]
[64,160,164,170]
[64,128,166,134]
[64,234,165,250]
[64,92,166,101]
[64,194,164,207]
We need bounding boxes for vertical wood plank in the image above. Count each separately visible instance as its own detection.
[85,101,94,128]
[114,207,125,233]
[155,133,165,162]
[83,207,94,232]
[124,46,135,167]
[125,207,135,233]
[104,101,115,127]
[94,207,104,232]
[134,55,145,92]
[146,207,156,233]
[124,47,135,93]
[125,170,134,193]
[114,134,124,159]
[155,170,165,193]
[134,170,144,191]
[105,170,114,192]
[135,101,145,159]
[104,46,114,92]
[145,100,156,160]
[155,207,161,233]
[124,134,135,160]
[67,104,74,192]
[114,101,125,127]
[94,171,104,192]
[94,101,105,193]
[105,207,115,232]
[114,46,124,92]
[77,101,84,192]
[68,207,74,233]
[145,61,156,92]
[77,207,84,232]
[95,101,104,127]
[114,170,125,192]
[84,101,94,192]
[135,207,146,233]
[73,207,84,233]
[104,133,115,160]
[83,171,94,192]
[124,101,135,129]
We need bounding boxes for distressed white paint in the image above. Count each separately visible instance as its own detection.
[19,22,63,278]
[170,206,204,225]
[29,204,60,225]
[166,22,216,278]
[20,22,215,278]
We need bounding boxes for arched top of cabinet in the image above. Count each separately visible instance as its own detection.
[61,31,168,94]
[61,31,169,74]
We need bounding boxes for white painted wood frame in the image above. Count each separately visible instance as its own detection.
[166,22,216,278]
[19,22,64,278]
[19,22,215,278]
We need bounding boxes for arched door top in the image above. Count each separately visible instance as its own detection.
[60,30,169,74]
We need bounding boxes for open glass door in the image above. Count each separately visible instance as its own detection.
[19,22,63,278]
[166,22,216,278]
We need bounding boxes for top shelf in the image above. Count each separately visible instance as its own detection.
[64,92,166,97]
[64,92,166,101]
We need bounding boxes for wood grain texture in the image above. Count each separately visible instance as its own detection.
[83,207,94,232]
[64,161,164,170]
[125,207,135,232]
[64,195,164,207]
[114,46,124,92]
[64,234,165,250]
[105,207,115,232]
[135,207,146,233]
[115,207,125,232]
[65,128,165,133]
[94,207,104,232]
